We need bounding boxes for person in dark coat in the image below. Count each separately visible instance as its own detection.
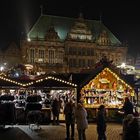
[64,99,75,140]
[119,97,134,136]
[123,97,133,116]
[96,105,107,140]
[123,114,139,140]
[51,97,61,125]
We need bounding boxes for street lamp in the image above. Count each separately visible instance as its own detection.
[0,66,4,71]
[27,37,31,42]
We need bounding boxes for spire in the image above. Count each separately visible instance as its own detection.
[40,5,43,16]
[78,12,84,21]
[100,12,102,23]
[79,12,84,19]
[78,5,84,19]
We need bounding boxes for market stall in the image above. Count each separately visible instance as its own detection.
[80,67,134,108]
[0,73,77,123]
[79,67,135,121]
[24,74,77,122]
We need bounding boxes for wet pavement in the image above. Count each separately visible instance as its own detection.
[18,123,122,140]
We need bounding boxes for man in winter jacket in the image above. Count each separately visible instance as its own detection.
[64,100,75,140]
[96,105,107,140]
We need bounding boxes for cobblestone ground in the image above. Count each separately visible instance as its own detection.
[19,123,122,140]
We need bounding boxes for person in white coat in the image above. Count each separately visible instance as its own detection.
[75,103,88,140]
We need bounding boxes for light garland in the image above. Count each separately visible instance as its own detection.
[0,75,77,88]
[81,67,134,95]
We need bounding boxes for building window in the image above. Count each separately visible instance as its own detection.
[57,49,64,64]
[87,48,94,56]
[69,59,77,67]
[78,48,82,55]
[48,49,55,64]
[82,59,85,67]
[79,59,82,67]
[65,47,69,55]
[88,59,93,67]
[29,48,35,63]
[38,49,45,63]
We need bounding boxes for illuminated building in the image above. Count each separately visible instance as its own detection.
[9,14,128,73]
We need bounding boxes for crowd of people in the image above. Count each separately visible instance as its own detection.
[50,97,88,140]
[0,90,139,140]
[49,96,139,140]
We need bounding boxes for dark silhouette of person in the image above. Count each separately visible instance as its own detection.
[123,97,133,117]
[51,97,61,125]
[64,99,75,140]
[123,114,139,140]
[119,97,134,136]
[96,105,107,140]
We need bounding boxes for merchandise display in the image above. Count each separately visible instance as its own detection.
[80,68,134,108]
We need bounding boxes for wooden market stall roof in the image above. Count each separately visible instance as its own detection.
[0,73,77,89]
[0,75,23,89]
[19,74,78,89]
[71,58,135,91]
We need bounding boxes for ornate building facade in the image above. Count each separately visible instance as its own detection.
[20,14,127,74]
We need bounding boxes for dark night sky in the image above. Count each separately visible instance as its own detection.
[0,0,140,57]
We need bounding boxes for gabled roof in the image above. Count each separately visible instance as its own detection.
[71,59,134,90]
[28,15,121,45]
[0,73,77,89]
[25,74,77,89]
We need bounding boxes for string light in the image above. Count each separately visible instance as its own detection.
[0,75,77,87]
